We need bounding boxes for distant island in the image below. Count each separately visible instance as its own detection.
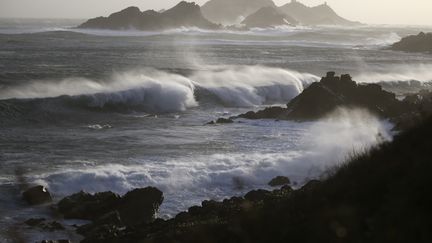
[77,0,360,31]
[279,0,359,26]
[390,32,432,53]
[78,1,220,31]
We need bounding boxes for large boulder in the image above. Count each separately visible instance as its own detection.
[22,185,53,205]
[118,187,164,226]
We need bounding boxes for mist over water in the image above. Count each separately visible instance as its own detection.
[0,19,432,242]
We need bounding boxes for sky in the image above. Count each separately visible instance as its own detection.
[0,0,431,25]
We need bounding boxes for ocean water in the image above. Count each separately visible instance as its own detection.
[1,19,432,242]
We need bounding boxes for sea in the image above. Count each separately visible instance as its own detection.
[1,18,432,242]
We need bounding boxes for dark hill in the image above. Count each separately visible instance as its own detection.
[78,1,219,30]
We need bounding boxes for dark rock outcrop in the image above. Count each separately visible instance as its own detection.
[390,32,432,53]
[57,187,163,242]
[22,185,53,205]
[241,7,297,28]
[201,0,276,25]
[279,0,359,26]
[268,176,291,187]
[237,72,413,123]
[58,188,163,225]
[79,1,219,30]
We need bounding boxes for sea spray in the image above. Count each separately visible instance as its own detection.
[0,66,318,113]
[32,108,391,217]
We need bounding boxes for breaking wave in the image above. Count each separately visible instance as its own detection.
[0,66,318,116]
[31,108,392,216]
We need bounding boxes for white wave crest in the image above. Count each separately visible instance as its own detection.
[355,64,432,83]
[34,108,391,216]
[0,66,318,112]
[192,65,317,107]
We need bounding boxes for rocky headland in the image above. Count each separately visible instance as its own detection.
[390,32,432,53]
[208,72,432,130]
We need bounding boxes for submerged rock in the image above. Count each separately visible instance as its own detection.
[268,176,291,187]
[22,185,52,205]
[207,117,235,124]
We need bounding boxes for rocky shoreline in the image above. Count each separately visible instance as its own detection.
[17,71,432,243]
[23,112,432,242]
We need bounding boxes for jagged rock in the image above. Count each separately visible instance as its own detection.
[79,1,220,30]
[22,185,52,205]
[390,32,432,53]
[268,176,291,187]
[58,191,121,220]
[236,72,413,122]
[241,7,297,28]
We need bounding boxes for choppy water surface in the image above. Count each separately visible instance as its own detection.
[1,19,432,242]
